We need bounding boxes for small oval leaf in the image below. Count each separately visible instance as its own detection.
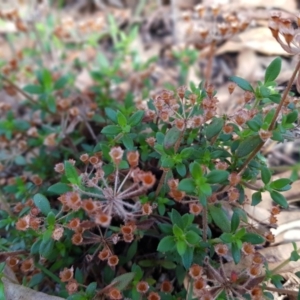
[236,135,263,158]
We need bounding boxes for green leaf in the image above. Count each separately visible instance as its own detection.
[232,242,241,264]
[23,84,44,94]
[170,209,184,229]
[286,110,298,124]
[261,166,272,185]
[101,125,122,135]
[231,211,240,232]
[48,182,72,194]
[190,162,202,179]
[206,117,224,140]
[14,155,26,165]
[110,272,135,291]
[270,178,291,190]
[176,240,187,256]
[182,214,194,228]
[270,190,288,208]
[236,135,262,158]
[31,239,42,254]
[268,94,281,104]
[229,76,254,92]
[235,227,246,239]
[160,260,177,269]
[200,183,212,196]
[270,274,283,289]
[105,108,118,123]
[53,75,69,90]
[251,191,262,206]
[164,127,181,150]
[178,178,196,194]
[128,110,144,126]
[47,95,56,113]
[241,233,265,244]
[161,156,174,168]
[176,163,186,177]
[64,160,80,185]
[220,232,233,243]
[86,282,97,296]
[206,170,229,184]
[290,250,300,261]
[185,231,200,245]
[181,246,193,270]
[39,238,54,258]
[122,134,134,150]
[209,204,231,232]
[158,223,173,235]
[247,119,261,132]
[0,279,5,299]
[33,193,51,216]
[28,273,44,288]
[46,211,56,227]
[264,57,282,83]
[173,224,184,237]
[42,69,53,90]
[259,86,270,98]
[117,111,127,127]
[180,147,195,159]
[157,236,176,252]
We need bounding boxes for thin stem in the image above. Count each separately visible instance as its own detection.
[262,286,298,297]
[205,40,216,86]
[0,74,37,105]
[114,167,119,195]
[202,204,208,242]
[118,182,140,198]
[117,169,133,193]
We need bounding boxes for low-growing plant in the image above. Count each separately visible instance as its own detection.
[1,5,300,300]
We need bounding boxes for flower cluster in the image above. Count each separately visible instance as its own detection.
[187,255,264,299]
[55,148,156,227]
[182,3,250,47]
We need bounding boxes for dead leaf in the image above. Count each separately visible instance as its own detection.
[217,27,288,56]
[3,266,64,300]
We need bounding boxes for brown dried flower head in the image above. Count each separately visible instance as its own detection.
[108,288,122,300]
[98,248,111,261]
[242,242,255,255]
[20,258,34,273]
[214,243,228,257]
[66,279,78,295]
[142,203,153,215]
[71,233,83,245]
[147,292,161,300]
[136,281,149,293]
[127,151,140,168]
[94,213,112,227]
[16,215,30,231]
[68,218,81,230]
[109,146,124,165]
[80,153,89,163]
[54,163,65,174]
[108,255,119,267]
[189,203,203,215]
[160,280,173,293]
[189,264,203,279]
[60,266,74,282]
[52,227,64,241]
[169,189,186,202]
